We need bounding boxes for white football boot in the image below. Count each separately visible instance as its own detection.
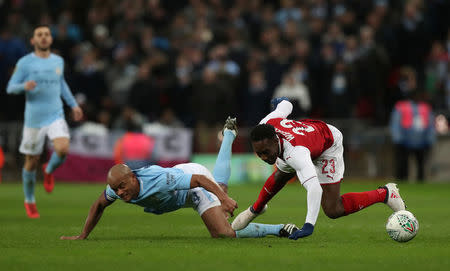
[231,205,267,231]
[383,183,406,212]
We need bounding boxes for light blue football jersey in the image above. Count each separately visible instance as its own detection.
[105,165,193,214]
[6,53,77,128]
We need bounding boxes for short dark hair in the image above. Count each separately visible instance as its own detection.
[32,24,51,36]
[250,124,276,142]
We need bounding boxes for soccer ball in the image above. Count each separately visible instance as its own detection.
[386,210,419,242]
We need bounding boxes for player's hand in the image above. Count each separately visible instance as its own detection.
[221,196,238,217]
[71,106,84,122]
[270,97,290,111]
[60,235,86,240]
[288,223,314,240]
[24,80,37,91]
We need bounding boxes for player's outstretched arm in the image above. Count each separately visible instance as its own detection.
[259,99,293,124]
[60,192,113,240]
[190,174,238,216]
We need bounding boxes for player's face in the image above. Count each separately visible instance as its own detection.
[111,174,140,202]
[252,138,279,165]
[31,27,53,51]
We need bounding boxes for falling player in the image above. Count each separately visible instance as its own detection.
[6,25,83,218]
[61,118,299,240]
[232,99,406,239]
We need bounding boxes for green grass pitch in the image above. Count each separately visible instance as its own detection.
[1,181,449,271]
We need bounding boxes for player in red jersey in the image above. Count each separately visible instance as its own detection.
[232,98,406,240]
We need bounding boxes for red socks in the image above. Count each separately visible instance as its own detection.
[341,188,387,215]
[252,171,287,213]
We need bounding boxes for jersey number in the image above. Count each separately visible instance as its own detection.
[321,159,336,174]
[280,120,315,136]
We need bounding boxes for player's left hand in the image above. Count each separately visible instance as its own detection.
[221,196,238,217]
[288,223,314,240]
[71,106,83,122]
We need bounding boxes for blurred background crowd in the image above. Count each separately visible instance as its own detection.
[1,0,449,131]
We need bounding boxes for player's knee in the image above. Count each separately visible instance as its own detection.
[323,206,344,219]
[25,156,40,170]
[55,145,69,157]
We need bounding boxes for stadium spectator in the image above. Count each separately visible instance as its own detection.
[231,99,406,239]
[0,0,448,129]
[272,71,311,118]
[61,118,299,239]
[113,128,157,170]
[6,25,83,218]
[389,69,436,182]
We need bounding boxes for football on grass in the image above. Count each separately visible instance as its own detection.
[386,210,419,242]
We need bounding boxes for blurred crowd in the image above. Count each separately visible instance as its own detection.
[0,0,449,130]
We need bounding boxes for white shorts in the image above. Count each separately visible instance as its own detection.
[174,163,221,216]
[313,124,345,185]
[276,124,345,185]
[19,118,70,155]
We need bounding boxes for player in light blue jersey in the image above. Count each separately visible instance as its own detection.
[61,118,299,239]
[6,25,83,218]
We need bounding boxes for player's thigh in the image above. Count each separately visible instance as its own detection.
[52,137,70,154]
[314,125,345,185]
[19,126,47,156]
[47,119,70,154]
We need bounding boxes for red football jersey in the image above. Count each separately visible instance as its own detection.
[266,118,334,159]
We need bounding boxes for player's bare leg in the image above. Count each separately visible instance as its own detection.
[43,137,69,193]
[201,206,236,238]
[231,170,293,230]
[320,183,346,218]
[24,154,40,171]
[52,137,70,157]
[23,155,40,218]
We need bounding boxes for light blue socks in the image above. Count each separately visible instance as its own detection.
[235,223,283,238]
[22,168,36,203]
[213,130,235,186]
[45,152,66,173]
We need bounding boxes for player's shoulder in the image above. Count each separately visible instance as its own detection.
[16,53,34,65]
[50,53,64,62]
[266,117,284,125]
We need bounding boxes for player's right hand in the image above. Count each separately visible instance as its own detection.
[24,80,37,91]
[288,223,314,240]
[270,97,289,111]
[60,235,86,240]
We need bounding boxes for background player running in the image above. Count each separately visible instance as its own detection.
[61,118,298,240]
[232,99,406,240]
[6,25,83,218]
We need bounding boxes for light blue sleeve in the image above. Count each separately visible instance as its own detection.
[104,185,119,202]
[61,78,78,108]
[59,59,77,108]
[6,58,27,94]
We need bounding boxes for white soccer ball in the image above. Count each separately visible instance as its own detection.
[386,210,419,242]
